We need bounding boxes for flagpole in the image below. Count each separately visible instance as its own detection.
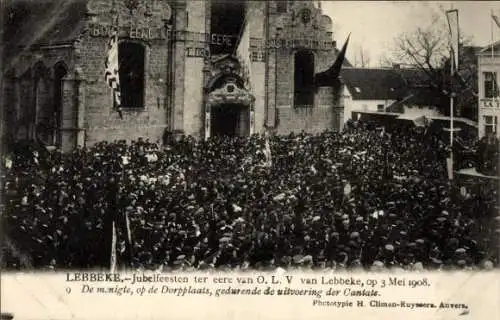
[233,4,249,56]
[450,6,454,179]
[446,8,458,180]
[492,9,495,61]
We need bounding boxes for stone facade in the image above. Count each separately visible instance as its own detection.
[2,0,344,151]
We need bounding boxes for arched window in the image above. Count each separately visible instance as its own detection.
[53,62,67,146]
[118,42,145,109]
[294,50,315,107]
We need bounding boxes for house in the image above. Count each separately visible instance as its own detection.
[340,66,439,123]
[477,40,500,138]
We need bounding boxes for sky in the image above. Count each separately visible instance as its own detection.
[322,1,500,67]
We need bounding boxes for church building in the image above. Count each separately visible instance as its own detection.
[2,0,346,151]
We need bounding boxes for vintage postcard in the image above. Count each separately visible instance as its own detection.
[1,1,499,319]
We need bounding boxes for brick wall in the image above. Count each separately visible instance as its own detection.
[3,45,74,143]
[276,104,335,135]
[81,0,172,145]
[3,0,345,147]
[269,0,342,135]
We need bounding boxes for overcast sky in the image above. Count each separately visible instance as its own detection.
[322,1,500,67]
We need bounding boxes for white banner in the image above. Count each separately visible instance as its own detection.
[446,157,454,180]
[446,9,459,72]
[205,110,211,140]
[249,108,255,135]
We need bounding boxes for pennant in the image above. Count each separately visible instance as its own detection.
[446,157,454,180]
[110,221,117,272]
[125,211,132,248]
[263,135,272,167]
[235,14,252,93]
[4,155,12,169]
[446,9,459,72]
[235,9,254,135]
[314,33,351,87]
[493,13,500,29]
[104,19,122,118]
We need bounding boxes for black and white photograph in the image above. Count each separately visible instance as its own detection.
[1,0,499,282]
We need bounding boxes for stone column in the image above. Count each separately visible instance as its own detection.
[266,32,277,128]
[171,0,187,137]
[75,68,86,148]
[202,0,212,139]
[3,73,19,142]
[60,68,85,152]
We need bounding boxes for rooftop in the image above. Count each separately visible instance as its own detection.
[340,67,407,100]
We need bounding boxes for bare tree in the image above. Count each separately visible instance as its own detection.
[353,44,371,68]
[385,11,478,118]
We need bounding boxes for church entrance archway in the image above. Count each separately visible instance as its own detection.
[204,72,255,140]
[211,103,249,137]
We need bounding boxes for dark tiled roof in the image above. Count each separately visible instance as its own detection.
[386,86,440,113]
[340,68,407,100]
[462,45,482,57]
[396,68,431,87]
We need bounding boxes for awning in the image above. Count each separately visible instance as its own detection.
[397,115,432,127]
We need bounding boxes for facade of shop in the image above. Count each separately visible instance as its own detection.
[2,0,343,151]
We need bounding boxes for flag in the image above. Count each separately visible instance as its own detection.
[4,155,12,169]
[110,221,117,272]
[446,157,454,180]
[124,211,132,248]
[235,13,252,93]
[314,33,350,87]
[446,9,459,72]
[263,135,272,167]
[235,9,254,135]
[104,21,122,118]
[493,13,500,29]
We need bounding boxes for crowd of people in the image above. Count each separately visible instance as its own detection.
[476,135,500,176]
[1,121,498,271]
